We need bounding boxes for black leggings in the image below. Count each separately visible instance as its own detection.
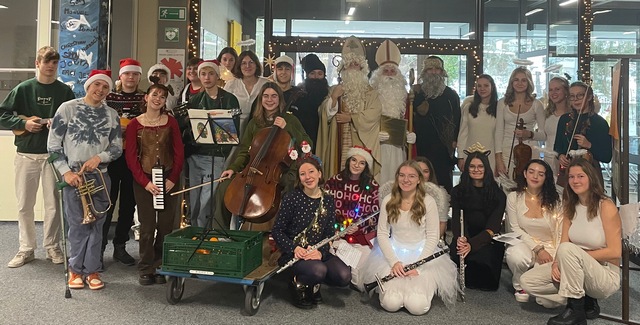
[291,255,351,287]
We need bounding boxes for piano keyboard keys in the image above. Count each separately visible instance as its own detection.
[152,165,165,210]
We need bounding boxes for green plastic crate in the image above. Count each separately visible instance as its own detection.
[162,227,262,278]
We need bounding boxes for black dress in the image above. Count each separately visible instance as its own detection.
[449,184,506,291]
[413,87,461,193]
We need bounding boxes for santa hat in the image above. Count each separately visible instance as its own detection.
[118,58,142,76]
[147,63,171,84]
[301,54,325,75]
[274,55,294,67]
[197,59,220,77]
[375,40,401,66]
[347,146,373,169]
[84,70,113,92]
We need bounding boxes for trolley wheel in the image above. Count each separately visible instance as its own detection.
[166,276,185,305]
[243,285,261,316]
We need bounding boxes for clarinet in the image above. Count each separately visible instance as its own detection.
[276,211,380,274]
[364,247,450,293]
[459,210,466,302]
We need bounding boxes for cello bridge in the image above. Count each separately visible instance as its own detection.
[249,167,264,175]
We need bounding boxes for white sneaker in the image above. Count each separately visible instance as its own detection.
[131,224,140,241]
[46,247,65,264]
[514,289,530,302]
[7,251,35,268]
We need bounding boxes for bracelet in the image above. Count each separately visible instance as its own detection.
[533,245,545,254]
[486,229,494,237]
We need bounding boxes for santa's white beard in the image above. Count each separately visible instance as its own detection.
[371,71,407,118]
[420,72,446,98]
[341,69,369,113]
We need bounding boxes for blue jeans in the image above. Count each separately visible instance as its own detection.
[187,155,225,227]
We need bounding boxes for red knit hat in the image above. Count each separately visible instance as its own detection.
[197,60,221,77]
[118,58,142,76]
[84,70,113,92]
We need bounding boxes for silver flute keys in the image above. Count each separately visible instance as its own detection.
[459,210,466,302]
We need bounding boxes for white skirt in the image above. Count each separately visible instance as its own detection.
[361,237,459,308]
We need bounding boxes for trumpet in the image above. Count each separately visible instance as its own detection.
[76,170,112,224]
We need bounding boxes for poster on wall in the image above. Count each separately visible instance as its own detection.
[157,49,186,96]
[57,0,107,97]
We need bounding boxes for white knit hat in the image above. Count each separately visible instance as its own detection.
[347,146,373,168]
[274,55,294,67]
[84,69,113,93]
[147,63,171,84]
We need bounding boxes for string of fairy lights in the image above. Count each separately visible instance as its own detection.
[578,0,592,82]
[267,37,482,79]
[187,0,200,59]
[186,0,595,82]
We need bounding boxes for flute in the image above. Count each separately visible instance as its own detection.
[364,247,450,293]
[459,210,466,302]
[276,211,380,274]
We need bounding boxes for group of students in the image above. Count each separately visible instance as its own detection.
[0,45,622,324]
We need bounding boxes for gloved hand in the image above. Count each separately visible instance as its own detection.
[379,131,390,142]
[406,132,416,144]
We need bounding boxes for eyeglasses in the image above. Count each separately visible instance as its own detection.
[469,165,485,170]
[568,93,586,101]
[241,61,256,67]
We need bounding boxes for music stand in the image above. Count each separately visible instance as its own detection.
[186,108,241,236]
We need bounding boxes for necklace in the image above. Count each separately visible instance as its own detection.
[525,187,540,201]
[145,114,162,127]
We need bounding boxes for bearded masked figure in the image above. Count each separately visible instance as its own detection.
[297,54,329,150]
[317,36,382,179]
[412,56,461,193]
[370,40,416,184]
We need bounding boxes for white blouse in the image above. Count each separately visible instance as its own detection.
[223,76,268,131]
[506,191,562,256]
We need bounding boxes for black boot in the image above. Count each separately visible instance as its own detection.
[309,284,323,304]
[113,244,135,266]
[290,278,313,309]
[584,295,600,320]
[547,297,587,325]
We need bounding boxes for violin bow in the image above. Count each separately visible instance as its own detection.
[564,82,592,158]
[506,104,522,177]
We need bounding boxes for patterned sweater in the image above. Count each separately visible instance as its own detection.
[48,99,122,175]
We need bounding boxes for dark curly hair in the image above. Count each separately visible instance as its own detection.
[514,159,560,211]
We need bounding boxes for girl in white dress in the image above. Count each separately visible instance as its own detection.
[494,67,546,179]
[542,77,570,177]
[457,74,498,172]
[362,160,457,315]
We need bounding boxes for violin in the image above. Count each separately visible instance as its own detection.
[512,118,532,182]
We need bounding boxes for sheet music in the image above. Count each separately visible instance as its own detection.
[493,232,522,245]
[334,240,362,267]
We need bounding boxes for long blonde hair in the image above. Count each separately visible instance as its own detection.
[504,67,536,106]
[385,160,427,225]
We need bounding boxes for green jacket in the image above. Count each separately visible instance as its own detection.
[0,78,75,153]
[182,88,240,157]
[228,112,313,173]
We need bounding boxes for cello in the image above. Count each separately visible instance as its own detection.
[223,109,292,223]
[512,118,532,182]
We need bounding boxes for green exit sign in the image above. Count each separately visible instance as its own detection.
[159,7,186,21]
